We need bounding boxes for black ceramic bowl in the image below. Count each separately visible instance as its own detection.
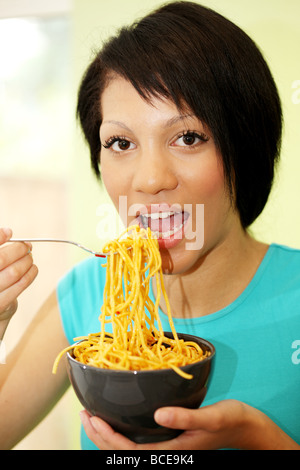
[66,332,215,443]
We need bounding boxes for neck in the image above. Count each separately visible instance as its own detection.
[155,230,269,319]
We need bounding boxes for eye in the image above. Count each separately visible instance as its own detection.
[172,131,209,148]
[102,136,136,152]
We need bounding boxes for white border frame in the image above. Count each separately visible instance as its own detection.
[0,0,71,19]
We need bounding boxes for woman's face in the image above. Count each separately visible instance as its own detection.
[100,76,241,274]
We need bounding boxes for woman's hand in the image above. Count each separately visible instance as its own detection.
[0,228,38,332]
[80,399,300,450]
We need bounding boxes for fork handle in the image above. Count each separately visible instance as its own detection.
[7,238,106,258]
[10,238,72,243]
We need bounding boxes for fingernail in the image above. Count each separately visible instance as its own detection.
[79,410,90,426]
[79,410,101,432]
[154,408,170,425]
[79,410,85,421]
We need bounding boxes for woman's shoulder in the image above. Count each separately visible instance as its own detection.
[269,243,300,267]
[263,243,300,291]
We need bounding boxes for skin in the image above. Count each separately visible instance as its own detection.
[0,230,69,450]
[0,229,35,338]
[0,76,299,450]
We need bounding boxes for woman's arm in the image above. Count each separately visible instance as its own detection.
[0,226,70,449]
[0,228,38,341]
[80,400,300,450]
[0,291,70,450]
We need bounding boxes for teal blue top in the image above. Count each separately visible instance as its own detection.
[57,243,300,450]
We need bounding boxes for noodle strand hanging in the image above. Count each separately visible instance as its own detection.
[53,226,209,379]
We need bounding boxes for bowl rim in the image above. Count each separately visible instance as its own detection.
[66,332,215,376]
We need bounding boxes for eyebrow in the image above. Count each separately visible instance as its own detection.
[164,113,196,128]
[101,114,197,132]
[101,120,132,132]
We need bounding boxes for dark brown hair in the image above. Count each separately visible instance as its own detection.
[76,1,282,228]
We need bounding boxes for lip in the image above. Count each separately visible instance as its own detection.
[135,203,182,216]
[156,218,189,249]
[130,204,190,250]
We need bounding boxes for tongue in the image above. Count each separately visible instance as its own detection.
[149,212,185,233]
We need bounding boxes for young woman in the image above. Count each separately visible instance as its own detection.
[0,1,299,450]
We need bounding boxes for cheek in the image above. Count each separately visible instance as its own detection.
[188,159,231,234]
[101,162,134,227]
[200,160,225,200]
[186,157,227,212]
[101,163,123,205]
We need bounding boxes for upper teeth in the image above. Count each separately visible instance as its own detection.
[142,211,177,220]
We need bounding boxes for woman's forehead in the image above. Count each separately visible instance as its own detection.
[100,75,195,123]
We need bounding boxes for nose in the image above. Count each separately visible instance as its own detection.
[132,150,178,195]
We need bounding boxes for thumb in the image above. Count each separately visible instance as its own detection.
[154,400,244,432]
[154,406,212,430]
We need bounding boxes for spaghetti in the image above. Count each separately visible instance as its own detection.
[53,226,209,379]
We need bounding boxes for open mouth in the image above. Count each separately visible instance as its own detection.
[137,209,189,241]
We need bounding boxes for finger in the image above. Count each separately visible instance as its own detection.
[0,242,33,273]
[0,251,35,291]
[0,263,38,313]
[80,411,138,450]
[0,228,12,245]
[154,405,218,431]
[81,411,186,451]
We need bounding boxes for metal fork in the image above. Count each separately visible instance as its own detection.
[7,238,106,258]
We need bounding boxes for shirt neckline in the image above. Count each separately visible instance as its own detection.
[149,243,277,325]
